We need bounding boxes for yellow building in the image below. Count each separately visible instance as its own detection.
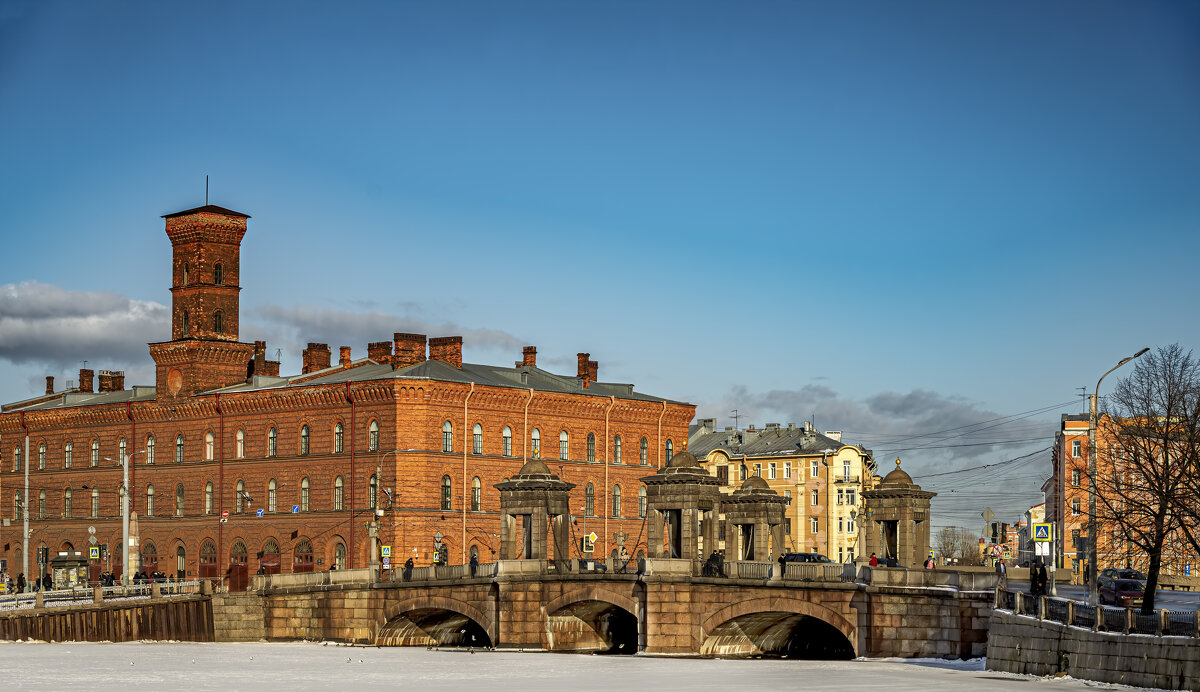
[688,420,877,562]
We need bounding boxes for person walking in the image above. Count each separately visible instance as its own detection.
[469,552,478,577]
[16,573,25,593]
[995,558,1008,589]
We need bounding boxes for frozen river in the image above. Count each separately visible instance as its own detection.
[0,641,1166,691]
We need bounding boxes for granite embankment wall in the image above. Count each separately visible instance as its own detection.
[987,610,1200,690]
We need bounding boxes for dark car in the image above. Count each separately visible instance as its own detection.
[780,552,833,564]
[1100,568,1147,582]
[1098,577,1144,607]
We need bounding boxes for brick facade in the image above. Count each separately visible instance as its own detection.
[0,204,694,587]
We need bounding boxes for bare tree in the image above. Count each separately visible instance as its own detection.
[1094,344,1200,612]
[934,527,983,566]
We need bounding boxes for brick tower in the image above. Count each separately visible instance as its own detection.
[149,205,256,400]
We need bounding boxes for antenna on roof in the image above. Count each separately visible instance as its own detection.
[730,409,740,431]
[275,348,282,362]
[1077,386,1087,412]
[205,175,209,205]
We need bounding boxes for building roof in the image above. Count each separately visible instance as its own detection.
[688,424,869,460]
[162,205,250,219]
[3,358,685,412]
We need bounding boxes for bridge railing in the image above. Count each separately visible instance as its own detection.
[389,562,498,583]
[0,579,202,611]
[782,563,848,582]
[996,588,1199,638]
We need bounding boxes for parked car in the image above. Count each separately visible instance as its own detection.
[1098,577,1144,607]
[779,552,833,564]
[1099,568,1147,582]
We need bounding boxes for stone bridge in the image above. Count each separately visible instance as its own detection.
[217,560,997,659]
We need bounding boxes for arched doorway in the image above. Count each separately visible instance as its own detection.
[260,538,281,575]
[294,539,314,573]
[228,540,248,591]
[333,541,346,571]
[141,542,158,577]
[199,539,218,583]
[175,544,186,579]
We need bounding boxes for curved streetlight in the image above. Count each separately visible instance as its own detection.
[1087,347,1149,605]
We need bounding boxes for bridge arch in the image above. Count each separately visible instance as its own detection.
[542,585,640,655]
[377,595,494,648]
[700,596,857,659]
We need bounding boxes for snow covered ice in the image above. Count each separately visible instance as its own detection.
[0,641,1166,691]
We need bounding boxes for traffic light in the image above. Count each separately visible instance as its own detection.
[991,522,999,544]
[1001,523,1008,544]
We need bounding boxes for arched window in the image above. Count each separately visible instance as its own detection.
[119,437,127,462]
[12,446,20,472]
[368,474,378,510]
[587,433,596,462]
[175,434,184,463]
[612,484,622,517]
[205,481,213,514]
[585,483,595,516]
[368,420,379,452]
[175,544,186,578]
[300,425,310,456]
[441,475,452,510]
[213,310,223,334]
[470,545,479,563]
[38,490,46,519]
[502,426,512,457]
[182,309,189,335]
[214,263,224,285]
[638,486,647,518]
[267,427,277,457]
[145,485,154,516]
[64,488,73,517]
[530,428,541,458]
[613,435,622,464]
[334,542,346,570]
[204,432,214,460]
[91,439,99,467]
[471,477,481,511]
[442,421,453,453]
[294,539,313,572]
[300,477,310,512]
[472,424,483,454]
[175,483,184,516]
[141,542,157,574]
[146,435,156,465]
[665,439,673,461]
[64,441,72,469]
[811,489,819,506]
[559,431,569,460]
[334,423,344,454]
[37,442,45,470]
[13,491,21,520]
[334,476,344,511]
[91,488,100,518]
[236,429,245,458]
[200,539,217,576]
[267,479,277,513]
[231,540,247,566]
[235,480,245,513]
[183,264,190,285]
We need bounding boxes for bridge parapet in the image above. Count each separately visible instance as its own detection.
[862,566,999,591]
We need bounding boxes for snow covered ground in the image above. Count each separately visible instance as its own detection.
[0,641,1168,691]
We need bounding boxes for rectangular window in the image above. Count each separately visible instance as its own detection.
[838,547,844,562]
[838,516,843,533]
[811,517,819,533]
[753,463,761,477]
[1071,469,1081,487]
[847,516,855,533]
[716,466,728,486]
[768,463,776,480]
[837,489,844,505]
[810,460,819,478]
[1071,498,1080,516]
[843,460,851,481]
[784,462,791,479]
[1071,440,1081,458]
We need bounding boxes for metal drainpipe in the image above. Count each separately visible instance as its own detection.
[126,401,136,583]
[346,382,355,569]
[19,412,29,588]
[657,401,667,468]
[603,396,615,559]
[462,383,475,563]
[216,393,224,582]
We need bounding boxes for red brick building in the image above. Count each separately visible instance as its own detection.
[0,205,694,588]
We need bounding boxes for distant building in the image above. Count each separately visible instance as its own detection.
[688,420,877,562]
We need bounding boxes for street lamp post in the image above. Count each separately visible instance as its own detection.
[1087,347,1149,605]
[104,451,145,586]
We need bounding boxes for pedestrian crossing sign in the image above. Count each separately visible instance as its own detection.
[1033,523,1052,542]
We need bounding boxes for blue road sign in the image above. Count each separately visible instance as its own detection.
[1033,523,1052,541]
[292,505,299,514]
[256,508,264,518]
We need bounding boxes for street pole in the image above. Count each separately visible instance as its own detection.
[23,435,29,591]
[1087,347,1149,605]
[122,451,130,586]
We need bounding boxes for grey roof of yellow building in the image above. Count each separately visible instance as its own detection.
[688,423,871,459]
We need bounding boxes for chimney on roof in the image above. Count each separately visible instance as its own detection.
[825,430,842,443]
[98,370,124,393]
[787,423,795,431]
[765,423,780,431]
[429,336,463,368]
[368,340,393,365]
[393,333,427,368]
[302,343,332,374]
[577,353,591,388]
[45,376,54,395]
[79,368,94,394]
[698,418,716,434]
[522,346,537,368]
[803,421,815,434]
[339,346,352,367]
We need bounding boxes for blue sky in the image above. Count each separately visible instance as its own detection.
[2,1,1198,529]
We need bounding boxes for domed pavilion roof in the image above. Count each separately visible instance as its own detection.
[880,458,915,487]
